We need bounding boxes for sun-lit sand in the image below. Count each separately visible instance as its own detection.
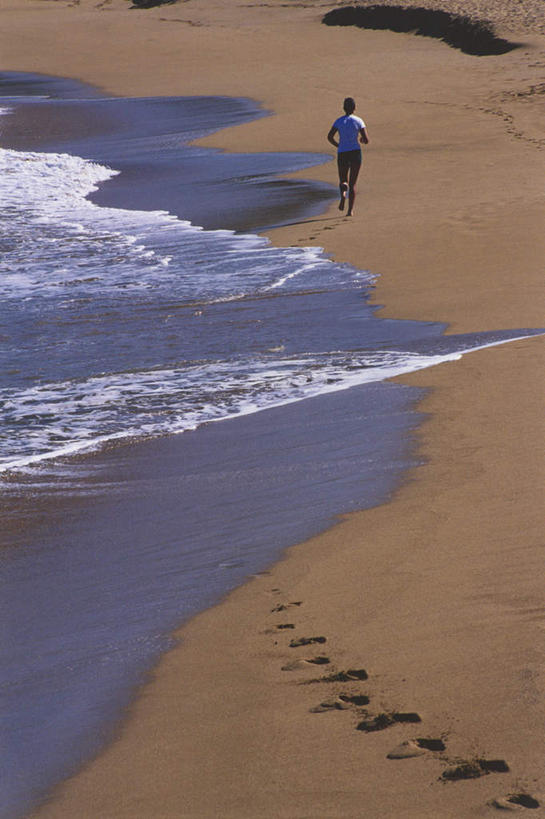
[2,0,544,815]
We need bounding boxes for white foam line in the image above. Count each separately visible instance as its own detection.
[0,350,457,475]
[3,331,542,476]
[0,431,141,474]
[263,260,324,290]
[448,332,545,357]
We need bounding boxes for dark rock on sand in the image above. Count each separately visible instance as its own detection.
[322,5,520,56]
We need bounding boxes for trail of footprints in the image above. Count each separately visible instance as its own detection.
[264,594,541,812]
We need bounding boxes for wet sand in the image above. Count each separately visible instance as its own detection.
[1,0,544,815]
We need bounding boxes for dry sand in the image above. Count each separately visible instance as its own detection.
[1,0,544,815]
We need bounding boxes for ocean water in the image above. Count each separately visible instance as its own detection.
[0,141,440,472]
[0,74,541,818]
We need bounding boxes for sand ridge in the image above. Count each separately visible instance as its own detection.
[1,0,544,815]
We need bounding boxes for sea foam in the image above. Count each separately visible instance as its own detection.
[1,140,541,476]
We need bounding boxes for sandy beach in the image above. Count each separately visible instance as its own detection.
[1,0,544,815]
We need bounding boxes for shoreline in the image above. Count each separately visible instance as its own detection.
[3,79,435,819]
[1,74,452,819]
[1,0,544,815]
[27,337,545,819]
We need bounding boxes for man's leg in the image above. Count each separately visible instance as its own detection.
[347,159,361,216]
[338,154,349,211]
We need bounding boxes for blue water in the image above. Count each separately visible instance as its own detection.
[0,74,542,818]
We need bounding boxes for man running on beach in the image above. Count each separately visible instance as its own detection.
[327,97,369,216]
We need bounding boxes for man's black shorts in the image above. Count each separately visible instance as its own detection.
[337,149,362,173]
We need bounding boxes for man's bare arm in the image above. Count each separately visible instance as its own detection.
[327,127,339,148]
[360,126,369,145]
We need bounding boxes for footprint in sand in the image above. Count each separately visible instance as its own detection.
[440,758,510,781]
[315,668,369,683]
[490,792,541,811]
[387,738,446,759]
[281,656,330,671]
[271,601,302,613]
[356,712,422,732]
[339,693,370,706]
[309,697,352,713]
[289,636,327,647]
[262,623,295,635]
[310,693,370,713]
